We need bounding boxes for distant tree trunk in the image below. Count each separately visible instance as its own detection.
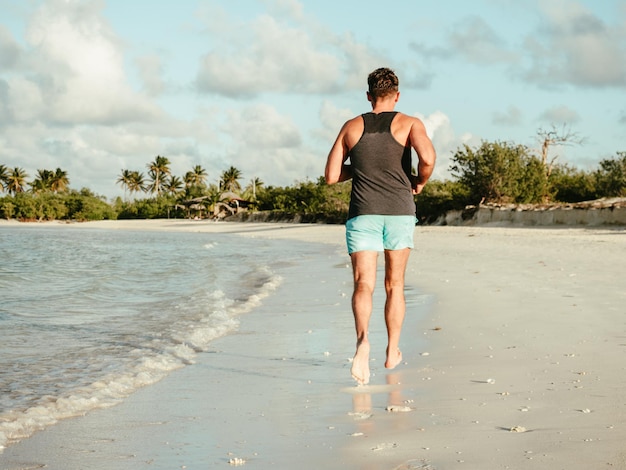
[537,124,585,177]
[536,124,585,201]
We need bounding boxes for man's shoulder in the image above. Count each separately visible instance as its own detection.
[341,114,365,132]
[346,114,365,125]
[394,111,421,123]
[394,112,427,132]
[340,115,366,148]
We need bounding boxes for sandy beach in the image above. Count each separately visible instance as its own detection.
[1,219,625,469]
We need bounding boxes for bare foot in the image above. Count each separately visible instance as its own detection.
[351,342,371,385]
[385,348,402,369]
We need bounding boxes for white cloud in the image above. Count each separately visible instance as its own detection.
[418,110,480,180]
[409,16,516,67]
[2,117,215,197]
[196,14,342,97]
[314,100,355,143]
[0,0,181,196]
[8,0,163,125]
[194,9,388,98]
[204,103,317,185]
[1,122,117,193]
[328,32,389,90]
[0,25,20,68]
[448,16,518,65]
[135,55,167,96]
[408,2,625,90]
[1,123,56,172]
[222,103,301,149]
[80,126,163,158]
[261,0,305,21]
[538,105,581,124]
[399,61,436,90]
[4,77,46,122]
[522,1,626,87]
[492,105,524,126]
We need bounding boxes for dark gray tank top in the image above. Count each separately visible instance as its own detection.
[347,112,415,220]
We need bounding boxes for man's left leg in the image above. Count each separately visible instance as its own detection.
[383,248,411,369]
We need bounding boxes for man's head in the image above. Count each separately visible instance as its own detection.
[367,67,399,101]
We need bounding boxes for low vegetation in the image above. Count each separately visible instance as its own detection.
[1,137,625,224]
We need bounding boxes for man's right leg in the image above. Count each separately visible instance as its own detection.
[350,250,378,385]
[383,248,411,369]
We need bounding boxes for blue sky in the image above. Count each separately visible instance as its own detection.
[1,0,624,198]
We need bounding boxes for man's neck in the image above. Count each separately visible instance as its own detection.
[370,94,399,113]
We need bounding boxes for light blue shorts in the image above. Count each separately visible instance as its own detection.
[345,215,416,254]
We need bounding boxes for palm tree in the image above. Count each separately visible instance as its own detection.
[128,171,146,197]
[116,169,133,199]
[243,177,264,202]
[5,167,28,195]
[30,169,54,194]
[50,168,69,193]
[0,164,8,192]
[220,166,242,194]
[147,155,171,196]
[185,164,208,188]
[163,175,183,195]
[205,184,226,217]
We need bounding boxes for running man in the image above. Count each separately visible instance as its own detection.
[324,67,436,385]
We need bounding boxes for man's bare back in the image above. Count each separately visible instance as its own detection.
[326,96,435,193]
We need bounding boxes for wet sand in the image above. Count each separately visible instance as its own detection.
[1,220,625,469]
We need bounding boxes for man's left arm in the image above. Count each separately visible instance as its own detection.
[325,123,353,184]
[409,119,436,194]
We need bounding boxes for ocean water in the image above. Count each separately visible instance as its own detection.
[0,224,320,450]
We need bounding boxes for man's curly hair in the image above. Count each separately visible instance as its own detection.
[367,67,399,100]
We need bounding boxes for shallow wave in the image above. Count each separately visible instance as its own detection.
[0,270,282,451]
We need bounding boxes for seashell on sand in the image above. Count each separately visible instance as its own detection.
[386,405,413,412]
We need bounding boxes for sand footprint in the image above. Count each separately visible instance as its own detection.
[371,442,398,451]
[392,460,435,470]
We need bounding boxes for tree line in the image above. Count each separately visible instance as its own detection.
[418,143,625,223]
[115,156,256,200]
[1,137,625,223]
